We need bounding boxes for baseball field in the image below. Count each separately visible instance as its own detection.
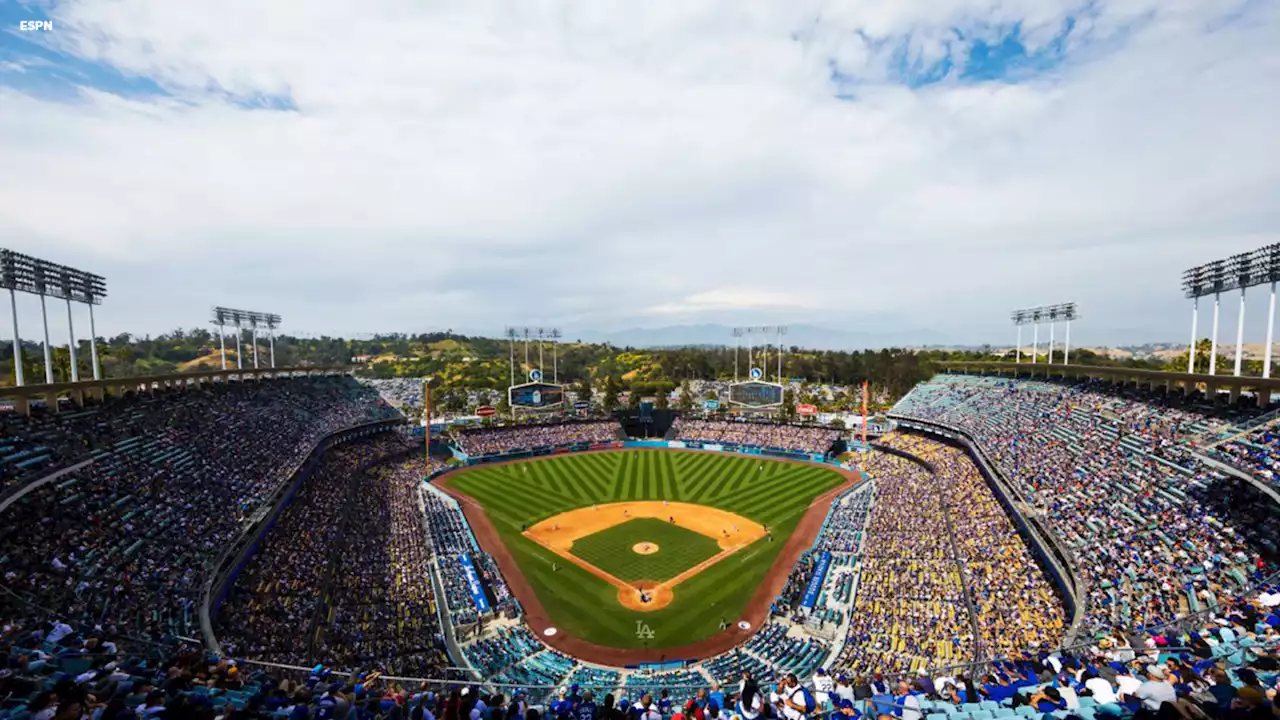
[440,449,846,652]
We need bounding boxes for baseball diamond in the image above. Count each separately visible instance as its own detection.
[438,449,850,654]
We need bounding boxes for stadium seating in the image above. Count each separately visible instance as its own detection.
[671,418,840,454]
[454,421,622,456]
[0,377,396,643]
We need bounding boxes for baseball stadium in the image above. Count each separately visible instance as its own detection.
[4,243,1280,720]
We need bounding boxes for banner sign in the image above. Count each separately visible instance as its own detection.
[574,400,591,409]
[667,440,687,449]
[458,554,491,614]
[796,404,817,416]
[476,406,497,417]
[702,443,723,452]
[801,551,832,610]
[703,399,720,410]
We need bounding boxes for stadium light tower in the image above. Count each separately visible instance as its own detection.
[57,268,80,381]
[213,307,280,372]
[732,328,744,383]
[1031,307,1043,364]
[1046,305,1058,364]
[1011,310,1026,363]
[777,326,787,383]
[1,250,107,387]
[504,327,520,387]
[1228,252,1253,377]
[1262,244,1280,378]
[1061,303,1079,364]
[549,328,563,383]
[1182,265,1208,374]
[212,308,230,369]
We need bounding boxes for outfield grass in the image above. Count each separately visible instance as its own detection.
[570,518,721,583]
[445,450,843,650]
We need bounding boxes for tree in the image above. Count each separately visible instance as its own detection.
[782,387,797,420]
[828,417,847,429]
[601,374,621,412]
[678,381,694,411]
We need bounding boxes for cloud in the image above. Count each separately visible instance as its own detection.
[642,289,823,317]
[0,0,1276,348]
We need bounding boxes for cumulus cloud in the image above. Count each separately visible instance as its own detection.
[0,0,1276,346]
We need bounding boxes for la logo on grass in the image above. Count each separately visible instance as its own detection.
[635,621,655,640]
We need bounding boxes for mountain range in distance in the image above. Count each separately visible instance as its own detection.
[566,323,951,351]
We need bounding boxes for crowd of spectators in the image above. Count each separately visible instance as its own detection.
[420,486,517,626]
[671,419,840,454]
[4,589,1279,720]
[877,434,1067,659]
[454,421,621,456]
[838,448,975,676]
[894,375,1280,636]
[1213,427,1280,493]
[0,377,397,643]
[316,455,450,677]
[215,434,415,665]
[813,483,875,555]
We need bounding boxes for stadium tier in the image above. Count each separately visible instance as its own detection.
[2,371,1280,720]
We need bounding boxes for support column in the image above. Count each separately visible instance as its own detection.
[1032,324,1039,364]
[1016,325,1023,363]
[235,328,243,370]
[1209,293,1221,376]
[1048,322,1056,364]
[40,295,54,384]
[1234,287,1247,377]
[1064,320,1072,365]
[219,325,227,370]
[9,289,24,387]
[88,303,101,380]
[1188,298,1199,374]
[1266,282,1277,379]
[269,328,276,368]
[252,326,259,369]
[65,298,79,383]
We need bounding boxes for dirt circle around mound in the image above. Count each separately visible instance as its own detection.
[632,542,660,555]
[435,448,865,665]
[618,580,674,612]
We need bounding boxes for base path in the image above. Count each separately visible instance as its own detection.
[435,448,864,666]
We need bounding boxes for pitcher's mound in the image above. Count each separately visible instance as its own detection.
[632,542,660,555]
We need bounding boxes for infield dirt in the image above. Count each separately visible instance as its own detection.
[525,501,767,611]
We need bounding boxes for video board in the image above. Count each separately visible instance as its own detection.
[728,381,784,408]
[509,382,565,409]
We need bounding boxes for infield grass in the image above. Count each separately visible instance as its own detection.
[570,518,721,583]
[443,450,843,650]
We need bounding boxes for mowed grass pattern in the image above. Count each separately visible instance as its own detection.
[445,450,843,649]
[569,518,721,583]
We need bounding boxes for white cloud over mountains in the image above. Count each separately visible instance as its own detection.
[0,0,1276,345]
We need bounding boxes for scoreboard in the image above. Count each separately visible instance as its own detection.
[508,382,565,409]
[728,381,784,408]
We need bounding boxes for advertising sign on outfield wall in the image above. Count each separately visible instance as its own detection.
[796,403,817,416]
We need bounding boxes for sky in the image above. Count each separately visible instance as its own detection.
[0,0,1277,348]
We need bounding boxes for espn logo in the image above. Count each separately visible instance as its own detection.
[19,21,54,32]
